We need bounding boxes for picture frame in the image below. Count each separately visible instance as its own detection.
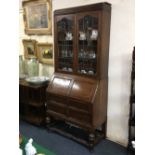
[19,0,23,10]
[22,0,52,35]
[23,39,37,59]
[37,43,53,65]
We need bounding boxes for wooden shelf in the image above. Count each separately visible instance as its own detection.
[78,57,96,61]
[22,114,44,125]
[28,101,45,107]
[19,80,48,126]
[19,80,47,89]
[47,120,105,148]
[59,57,73,59]
[20,100,44,108]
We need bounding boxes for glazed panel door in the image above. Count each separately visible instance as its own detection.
[76,11,100,77]
[55,14,76,73]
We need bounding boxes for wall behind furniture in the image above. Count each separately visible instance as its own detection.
[19,0,134,146]
[106,0,134,146]
[19,7,54,77]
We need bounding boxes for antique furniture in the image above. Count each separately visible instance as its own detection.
[128,47,135,154]
[19,80,49,125]
[46,2,111,148]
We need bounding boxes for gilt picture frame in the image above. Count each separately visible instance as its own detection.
[23,39,37,59]
[37,43,53,65]
[22,0,52,35]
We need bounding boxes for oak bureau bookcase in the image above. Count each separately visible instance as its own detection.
[46,2,111,148]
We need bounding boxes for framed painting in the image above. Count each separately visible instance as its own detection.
[23,39,37,59]
[22,0,52,35]
[19,0,23,10]
[37,43,53,65]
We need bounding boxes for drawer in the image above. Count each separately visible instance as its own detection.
[47,100,67,115]
[46,94,68,105]
[68,99,91,113]
[69,108,91,123]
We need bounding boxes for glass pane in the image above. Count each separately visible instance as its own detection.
[78,15,98,76]
[57,17,74,72]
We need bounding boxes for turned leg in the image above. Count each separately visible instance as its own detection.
[46,116,51,126]
[88,133,95,150]
[46,116,51,123]
[46,116,51,132]
[101,122,106,139]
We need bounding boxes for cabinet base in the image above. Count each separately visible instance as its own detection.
[46,120,105,149]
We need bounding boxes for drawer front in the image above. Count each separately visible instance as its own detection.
[47,93,67,102]
[69,108,91,124]
[47,100,67,115]
[68,99,91,113]
[47,94,68,105]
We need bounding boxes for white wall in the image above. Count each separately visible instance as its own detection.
[19,0,134,146]
[107,0,135,146]
[19,9,54,77]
